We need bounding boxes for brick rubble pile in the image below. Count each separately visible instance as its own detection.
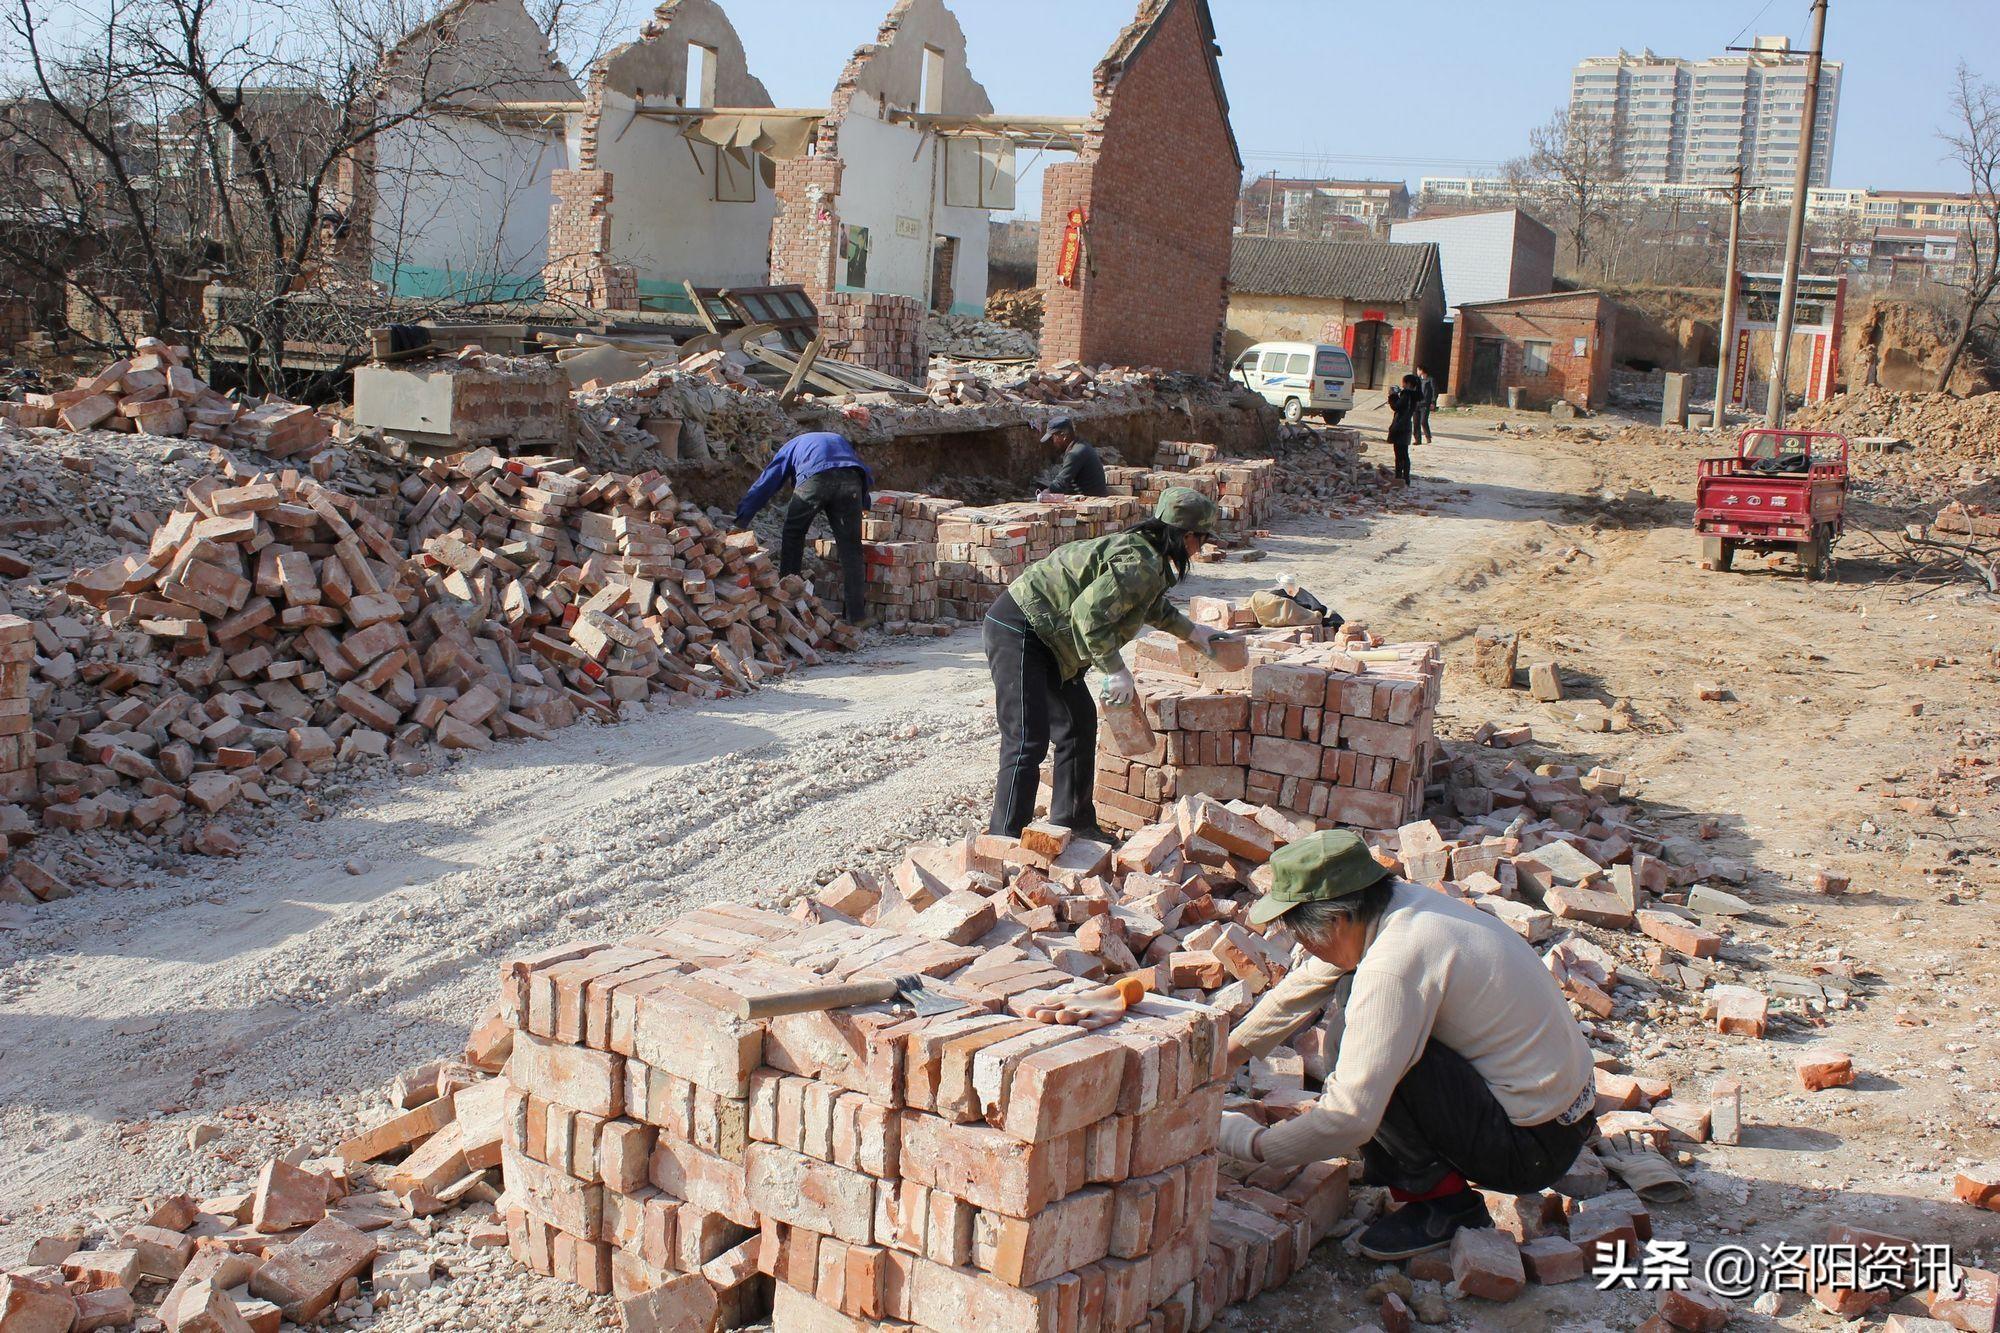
[497,805,1355,1331]
[0,338,330,457]
[925,313,1039,361]
[1100,620,1442,835]
[1,451,849,901]
[0,1042,520,1332]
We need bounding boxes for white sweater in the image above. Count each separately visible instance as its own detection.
[1230,881,1595,1169]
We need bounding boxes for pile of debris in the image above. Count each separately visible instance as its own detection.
[0,1041,516,1332]
[1102,621,1441,833]
[983,287,1045,336]
[1268,426,1403,516]
[1792,382,2000,464]
[2,451,850,896]
[925,313,1039,361]
[926,360,1179,410]
[496,812,1355,1330]
[0,338,329,458]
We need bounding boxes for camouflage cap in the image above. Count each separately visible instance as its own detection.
[1246,829,1392,926]
[1154,486,1218,535]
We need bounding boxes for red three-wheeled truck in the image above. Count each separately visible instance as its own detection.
[1695,428,1850,581]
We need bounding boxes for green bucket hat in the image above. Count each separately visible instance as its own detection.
[1154,486,1218,535]
[1247,829,1392,927]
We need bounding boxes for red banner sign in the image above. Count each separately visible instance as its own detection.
[1057,208,1087,287]
[1731,329,1752,407]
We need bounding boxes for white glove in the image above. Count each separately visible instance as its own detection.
[1098,667,1137,706]
[1218,1112,1266,1163]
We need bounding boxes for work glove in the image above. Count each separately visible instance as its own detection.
[1218,1112,1266,1164]
[1189,624,1235,659]
[1098,666,1138,707]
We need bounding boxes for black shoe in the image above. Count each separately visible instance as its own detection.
[1357,1190,1492,1261]
[1056,820,1115,844]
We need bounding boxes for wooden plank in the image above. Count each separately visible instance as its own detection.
[780,335,824,405]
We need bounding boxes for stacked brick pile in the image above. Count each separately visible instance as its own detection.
[932,497,1145,623]
[1096,624,1443,833]
[819,493,1146,630]
[817,490,966,628]
[1105,453,1279,538]
[0,338,329,456]
[6,451,847,881]
[496,805,1354,1330]
[819,293,930,384]
[0,615,32,806]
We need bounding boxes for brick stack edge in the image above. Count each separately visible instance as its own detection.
[1097,621,1443,835]
[0,616,34,805]
[814,446,1277,632]
[498,804,1352,1332]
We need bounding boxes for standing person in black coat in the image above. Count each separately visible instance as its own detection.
[1415,366,1439,444]
[1386,374,1422,485]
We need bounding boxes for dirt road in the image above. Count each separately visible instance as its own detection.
[3,409,1995,1329]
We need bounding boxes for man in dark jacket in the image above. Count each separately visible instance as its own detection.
[1386,374,1422,485]
[1042,416,1108,497]
[1415,366,1438,443]
[736,428,873,624]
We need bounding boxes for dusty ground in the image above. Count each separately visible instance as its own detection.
[2,402,1996,1330]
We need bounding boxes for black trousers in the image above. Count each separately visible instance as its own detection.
[1416,403,1434,443]
[779,467,867,621]
[1362,1040,1593,1197]
[1390,437,1413,483]
[983,592,1097,836]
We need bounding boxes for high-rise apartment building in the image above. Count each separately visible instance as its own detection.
[1570,35,1841,189]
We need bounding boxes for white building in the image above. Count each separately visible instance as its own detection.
[1389,209,1555,313]
[1570,36,1840,189]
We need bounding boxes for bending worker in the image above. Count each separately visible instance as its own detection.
[1219,830,1597,1261]
[984,486,1229,839]
[735,409,873,626]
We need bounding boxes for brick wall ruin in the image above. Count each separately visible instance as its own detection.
[1037,0,1241,376]
[544,169,639,311]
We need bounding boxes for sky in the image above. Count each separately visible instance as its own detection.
[707,0,2000,217]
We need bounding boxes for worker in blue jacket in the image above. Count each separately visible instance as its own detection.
[735,412,874,625]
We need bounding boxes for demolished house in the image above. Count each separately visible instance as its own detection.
[768,0,1010,378]
[1037,0,1243,376]
[355,0,583,302]
[545,0,784,313]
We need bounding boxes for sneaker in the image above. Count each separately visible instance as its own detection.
[1357,1190,1492,1261]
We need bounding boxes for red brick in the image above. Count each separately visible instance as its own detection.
[1796,1049,1854,1091]
[1657,1286,1733,1331]
[1449,1226,1524,1301]
[1519,1235,1587,1284]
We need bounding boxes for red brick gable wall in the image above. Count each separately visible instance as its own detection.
[1038,0,1239,374]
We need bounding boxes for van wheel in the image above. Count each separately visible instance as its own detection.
[1322,411,1346,425]
[1282,398,1303,424]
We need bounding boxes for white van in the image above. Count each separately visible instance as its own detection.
[1229,341,1355,424]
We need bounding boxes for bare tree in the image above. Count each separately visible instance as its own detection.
[1513,107,1629,275]
[2,0,606,390]
[1935,62,2000,392]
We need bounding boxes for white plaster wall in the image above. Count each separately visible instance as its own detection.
[833,94,990,314]
[372,114,566,298]
[1391,211,1523,313]
[593,89,778,292]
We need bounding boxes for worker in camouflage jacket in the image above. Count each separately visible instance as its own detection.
[983,487,1231,837]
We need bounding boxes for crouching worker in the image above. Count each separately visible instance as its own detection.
[1219,830,1597,1260]
[984,487,1230,839]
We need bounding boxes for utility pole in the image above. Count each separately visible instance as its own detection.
[1713,166,1745,430]
[1764,0,1829,428]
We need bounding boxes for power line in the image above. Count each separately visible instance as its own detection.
[1726,0,1781,51]
[1240,149,1505,171]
